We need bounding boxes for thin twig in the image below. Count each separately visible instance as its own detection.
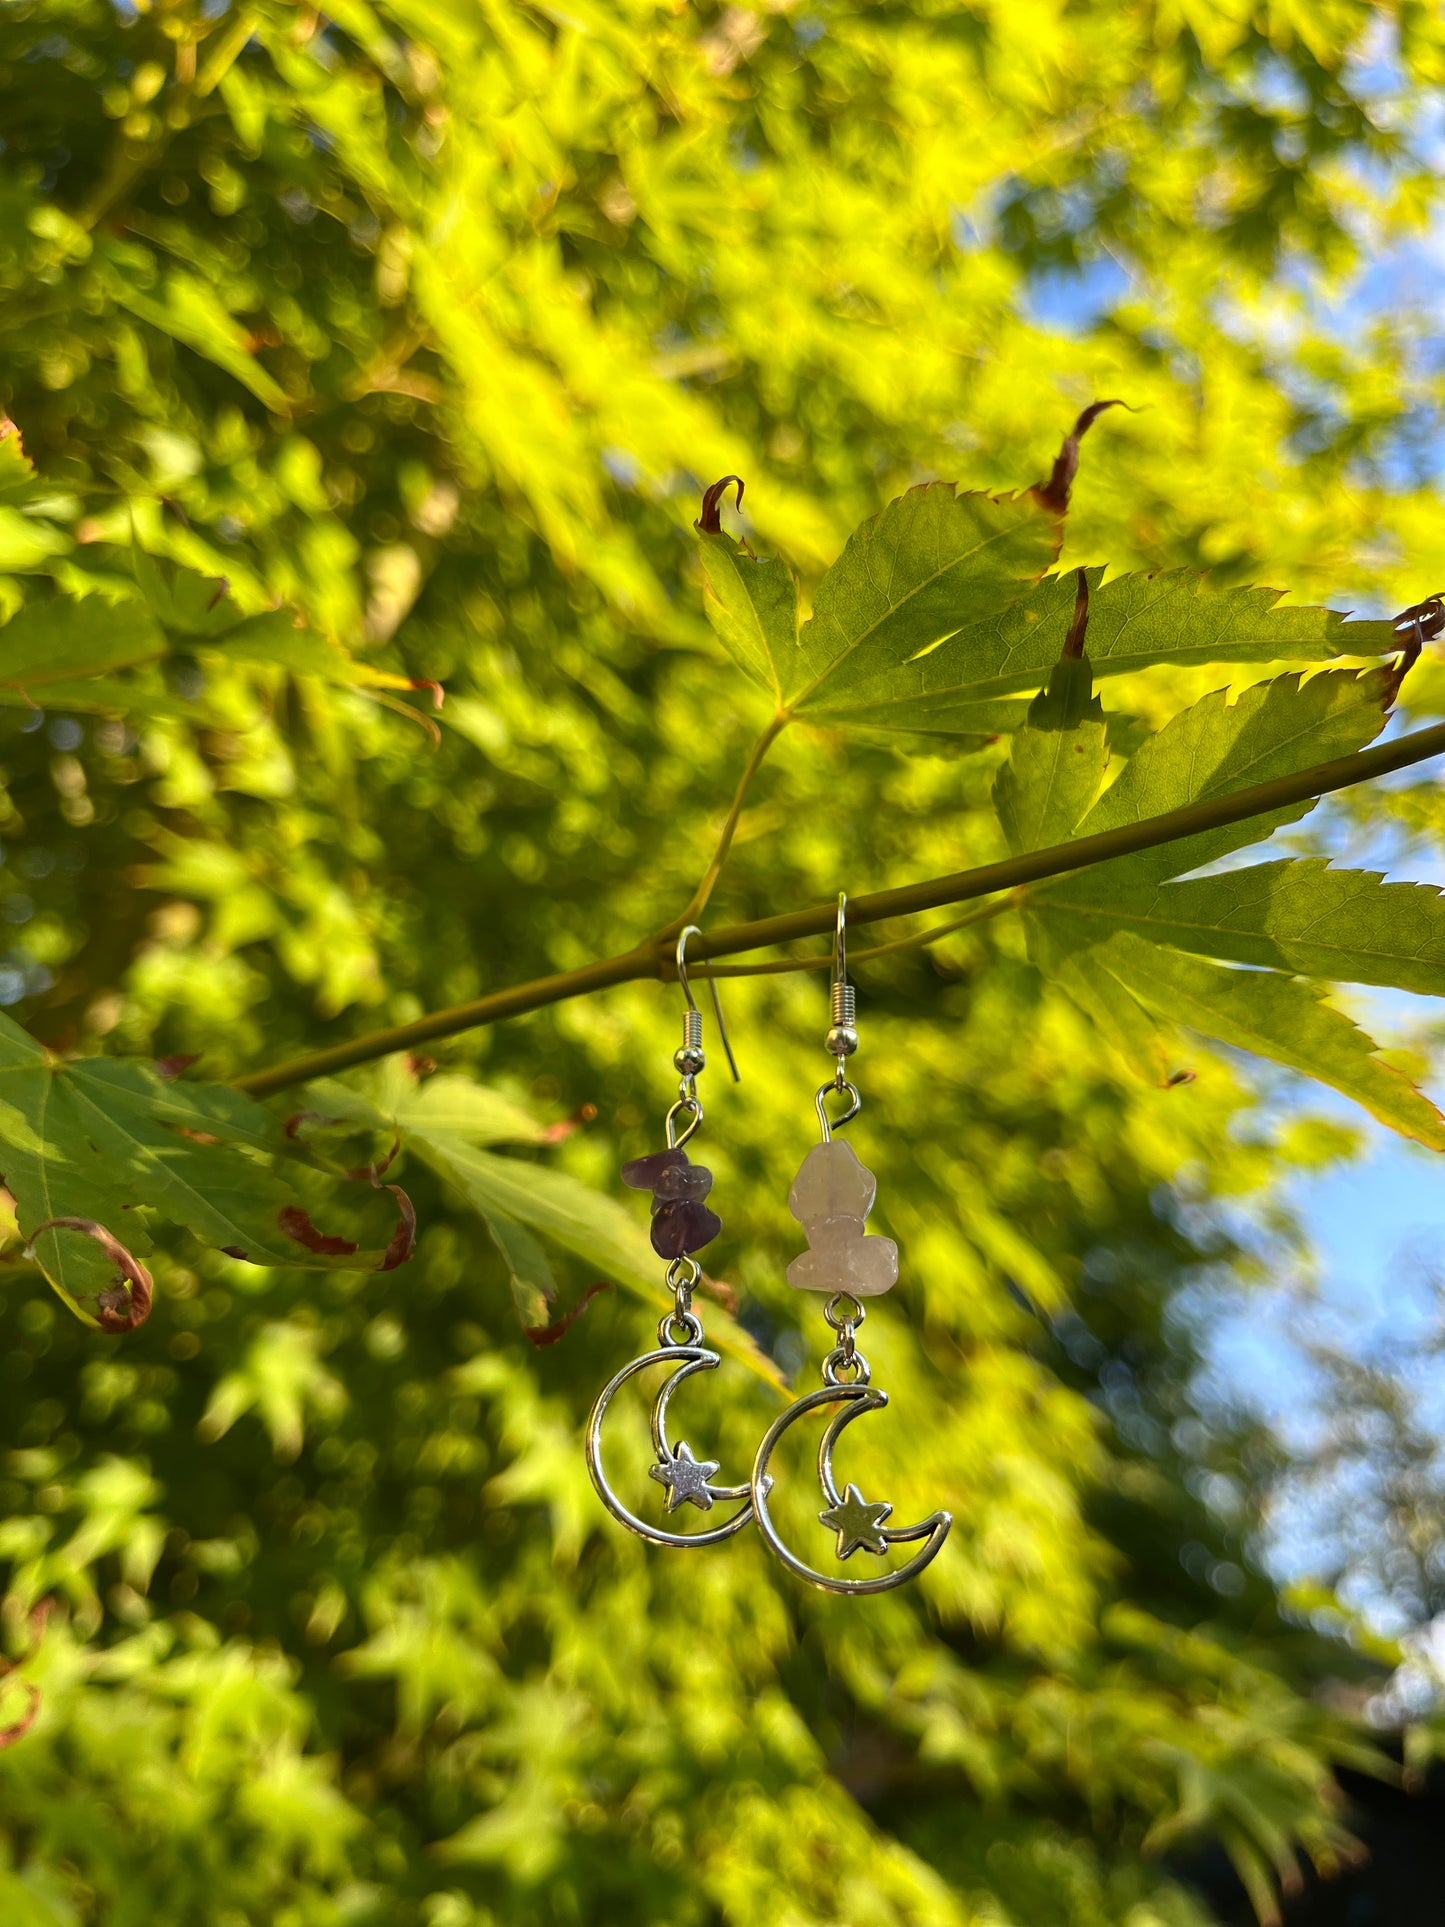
[666,711,789,933]
[699,893,1021,977]
[234,717,1445,1098]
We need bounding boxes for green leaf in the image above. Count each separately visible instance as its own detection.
[1044,667,1390,893]
[0,507,70,572]
[212,609,422,692]
[125,549,422,690]
[788,483,1058,710]
[410,1138,661,1294]
[1036,926,1183,1087]
[808,569,1397,733]
[1019,670,1445,1138]
[127,546,239,638]
[818,695,1035,740]
[1046,861,1445,995]
[307,1068,785,1388]
[0,591,165,689]
[304,1069,545,1149]
[309,1069,652,1290]
[1068,933,1445,1150]
[106,257,292,413]
[199,1322,346,1460]
[481,1209,557,1333]
[993,654,1108,855]
[697,528,798,704]
[293,1072,568,1335]
[0,425,41,509]
[0,424,76,571]
[0,1015,404,1324]
[418,1136,784,1390]
[0,551,420,712]
[0,674,206,721]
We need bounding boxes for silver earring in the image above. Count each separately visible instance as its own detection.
[585,926,753,1548]
[750,895,952,1594]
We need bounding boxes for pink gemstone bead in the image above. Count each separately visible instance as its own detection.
[786,1140,898,1296]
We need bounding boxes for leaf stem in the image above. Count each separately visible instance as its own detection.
[666,710,789,933]
[234,717,1445,1098]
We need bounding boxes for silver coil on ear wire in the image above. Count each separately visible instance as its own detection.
[816,894,861,1140]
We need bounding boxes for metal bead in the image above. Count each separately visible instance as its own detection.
[825,1024,859,1058]
[674,1043,707,1076]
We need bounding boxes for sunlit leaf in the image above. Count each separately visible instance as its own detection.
[789,484,1057,711]
[994,654,1109,855]
[306,1069,785,1388]
[0,590,164,689]
[0,1015,406,1324]
[481,1208,557,1333]
[807,572,1397,734]
[1044,860,1445,995]
[104,255,292,414]
[1043,668,1390,892]
[1063,933,1445,1150]
[697,527,798,705]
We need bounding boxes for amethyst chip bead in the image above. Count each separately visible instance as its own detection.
[622,1147,722,1258]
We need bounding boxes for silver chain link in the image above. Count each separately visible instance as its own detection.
[658,1254,704,1347]
[821,1291,868,1383]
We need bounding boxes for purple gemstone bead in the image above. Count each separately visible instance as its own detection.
[652,1160,713,1203]
[621,1147,687,1190]
[650,1199,722,1258]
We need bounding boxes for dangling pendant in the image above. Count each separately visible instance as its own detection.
[585,930,753,1549]
[586,1253,755,1549]
[751,1137,951,1593]
[751,895,950,1596]
[753,1358,952,1592]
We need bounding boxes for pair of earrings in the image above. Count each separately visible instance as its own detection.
[586,898,951,1596]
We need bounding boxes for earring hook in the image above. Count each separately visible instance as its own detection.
[676,925,740,1083]
[816,893,861,1139]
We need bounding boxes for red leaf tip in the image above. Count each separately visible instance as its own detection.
[26,1217,153,1332]
[526,1281,611,1346]
[277,1205,357,1257]
[1032,400,1130,515]
[697,475,745,534]
[156,1053,201,1081]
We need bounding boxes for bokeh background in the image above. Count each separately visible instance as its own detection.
[3,3,1445,1923]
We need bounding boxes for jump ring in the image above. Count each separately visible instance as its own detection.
[659,1308,705,1347]
[815,1078,861,1143]
[666,1094,703,1149]
[666,1255,702,1298]
[822,1345,870,1386]
[824,1293,864,1333]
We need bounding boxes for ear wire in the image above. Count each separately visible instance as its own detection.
[675,925,740,1083]
[816,894,861,1140]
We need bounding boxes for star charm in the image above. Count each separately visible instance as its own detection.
[819,1482,894,1559]
[649,1440,722,1513]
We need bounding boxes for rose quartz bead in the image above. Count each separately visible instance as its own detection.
[786,1140,898,1295]
[788,1140,876,1223]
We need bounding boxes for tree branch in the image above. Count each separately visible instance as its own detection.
[701,893,1022,977]
[234,718,1445,1098]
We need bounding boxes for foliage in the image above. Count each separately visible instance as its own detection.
[3,3,1445,1925]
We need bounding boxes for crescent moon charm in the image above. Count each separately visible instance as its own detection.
[750,1378,951,1595]
[585,1310,754,1549]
